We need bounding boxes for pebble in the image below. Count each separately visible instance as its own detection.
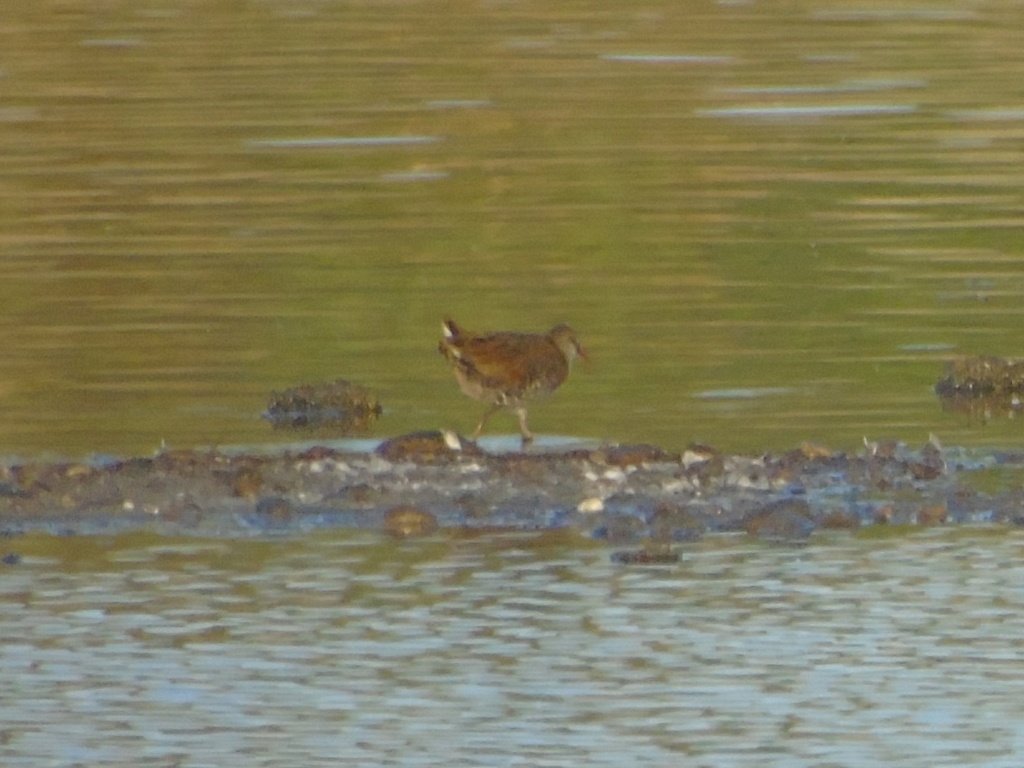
[744,499,815,544]
[383,505,439,538]
[610,548,680,565]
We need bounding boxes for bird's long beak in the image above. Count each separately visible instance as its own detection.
[576,343,591,365]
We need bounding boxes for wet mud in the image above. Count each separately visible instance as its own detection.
[2,431,1024,555]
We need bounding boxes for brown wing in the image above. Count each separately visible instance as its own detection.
[451,332,568,397]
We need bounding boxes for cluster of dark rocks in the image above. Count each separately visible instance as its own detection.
[264,378,382,431]
[935,355,1024,420]
[1,360,1021,563]
[1,429,1021,563]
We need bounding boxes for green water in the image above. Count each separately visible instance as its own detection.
[2,0,1024,457]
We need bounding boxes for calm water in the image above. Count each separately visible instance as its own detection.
[3,528,1024,767]
[4,4,1024,765]
[2,0,1024,457]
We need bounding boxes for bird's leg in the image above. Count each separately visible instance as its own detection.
[473,403,502,439]
[515,406,534,445]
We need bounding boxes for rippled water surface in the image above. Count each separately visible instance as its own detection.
[3,528,1024,766]
[2,0,1024,456]
[4,4,1024,764]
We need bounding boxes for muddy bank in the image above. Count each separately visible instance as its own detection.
[1,432,1023,548]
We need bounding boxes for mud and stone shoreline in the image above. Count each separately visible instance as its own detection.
[2,357,1023,551]
[1,430,1023,551]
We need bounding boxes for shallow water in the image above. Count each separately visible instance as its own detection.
[4,5,1024,764]
[3,528,1024,767]
[2,0,1024,457]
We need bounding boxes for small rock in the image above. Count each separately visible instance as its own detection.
[744,498,815,544]
[602,467,628,483]
[297,446,343,461]
[916,505,947,526]
[799,442,834,460]
[593,514,646,544]
[682,444,722,469]
[818,509,860,530]
[160,497,203,527]
[596,444,681,467]
[610,548,680,565]
[153,449,208,475]
[383,505,438,538]
[376,431,481,462]
[910,462,942,481]
[650,502,704,542]
[231,466,265,499]
[336,483,379,506]
[863,437,901,459]
[255,496,296,522]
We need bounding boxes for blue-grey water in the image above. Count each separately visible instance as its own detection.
[3,528,1023,767]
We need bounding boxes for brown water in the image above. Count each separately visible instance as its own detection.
[3,0,1024,458]
[4,528,1024,767]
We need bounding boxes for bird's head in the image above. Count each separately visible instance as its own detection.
[549,324,589,365]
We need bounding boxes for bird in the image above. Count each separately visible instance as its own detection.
[438,318,588,444]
